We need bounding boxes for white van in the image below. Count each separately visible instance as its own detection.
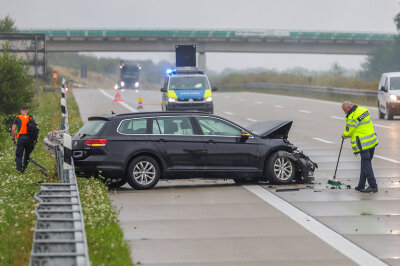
[378,72,400,120]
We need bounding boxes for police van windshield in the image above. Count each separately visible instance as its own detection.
[169,76,210,90]
[390,77,400,90]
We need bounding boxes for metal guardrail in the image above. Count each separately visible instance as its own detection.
[30,82,90,266]
[219,83,377,97]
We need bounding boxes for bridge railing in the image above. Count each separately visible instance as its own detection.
[19,28,397,41]
[30,83,90,266]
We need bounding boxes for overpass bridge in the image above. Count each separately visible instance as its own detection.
[20,28,397,70]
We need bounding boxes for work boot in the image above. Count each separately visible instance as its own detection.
[354,186,364,192]
[361,186,378,193]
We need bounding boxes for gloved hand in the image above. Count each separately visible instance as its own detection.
[341,134,346,139]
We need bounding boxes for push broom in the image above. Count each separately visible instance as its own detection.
[328,137,344,186]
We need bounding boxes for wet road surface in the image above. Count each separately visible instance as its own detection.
[73,87,400,265]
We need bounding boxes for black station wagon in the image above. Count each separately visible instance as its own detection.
[72,112,317,189]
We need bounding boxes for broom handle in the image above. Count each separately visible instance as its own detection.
[333,137,344,179]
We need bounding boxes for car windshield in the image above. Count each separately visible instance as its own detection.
[390,77,400,90]
[169,76,210,90]
[76,120,106,136]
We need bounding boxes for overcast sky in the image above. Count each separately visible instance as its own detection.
[1,0,399,72]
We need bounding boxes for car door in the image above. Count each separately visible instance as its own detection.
[194,116,259,175]
[378,75,387,112]
[148,115,206,174]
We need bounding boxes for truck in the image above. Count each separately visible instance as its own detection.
[114,60,141,89]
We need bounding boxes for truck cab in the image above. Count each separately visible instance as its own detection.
[161,68,217,113]
[378,72,400,120]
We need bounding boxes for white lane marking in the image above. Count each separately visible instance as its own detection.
[374,124,391,129]
[312,137,334,144]
[274,105,283,108]
[99,89,138,112]
[243,185,386,266]
[255,101,263,104]
[246,118,258,122]
[375,155,400,164]
[330,115,344,120]
[298,109,311,114]
[224,111,234,115]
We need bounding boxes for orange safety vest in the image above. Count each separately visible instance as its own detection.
[16,115,31,138]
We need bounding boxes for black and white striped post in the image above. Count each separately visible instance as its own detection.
[60,79,69,132]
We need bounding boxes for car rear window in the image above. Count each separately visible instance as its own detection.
[76,120,106,136]
[118,118,147,134]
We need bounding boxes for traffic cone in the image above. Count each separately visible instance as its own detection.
[137,96,143,109]
[114,91,124,102]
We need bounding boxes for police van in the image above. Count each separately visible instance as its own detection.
[160,68,217,113]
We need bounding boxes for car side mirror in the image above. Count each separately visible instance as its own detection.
[160,87,167,93]
[212,87,218,92]
[240,131,250,142]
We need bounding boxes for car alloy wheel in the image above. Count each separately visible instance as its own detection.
[273,157,293,181]
[127,156,161,190]
[266,151,295,184]
[133,161,156,185]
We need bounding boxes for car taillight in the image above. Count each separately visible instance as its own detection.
[84,139,108,147]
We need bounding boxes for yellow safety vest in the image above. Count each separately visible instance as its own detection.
[343,105,378,154]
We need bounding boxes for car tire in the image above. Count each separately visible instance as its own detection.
[127,156,160,190]
[105,177,127,188]
[265,152,295,184]
[387,106,394,120]
[378,103,384,119]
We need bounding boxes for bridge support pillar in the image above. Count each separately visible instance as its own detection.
[198,52,206,72]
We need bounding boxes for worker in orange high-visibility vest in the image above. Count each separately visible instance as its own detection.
[11,106,37,172]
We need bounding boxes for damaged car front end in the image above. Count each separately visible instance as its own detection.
[247,120,318,184]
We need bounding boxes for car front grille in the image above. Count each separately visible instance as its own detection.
[177,98,204,102]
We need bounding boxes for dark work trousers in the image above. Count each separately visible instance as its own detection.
[15,135,34,170]
[358,147,377,189]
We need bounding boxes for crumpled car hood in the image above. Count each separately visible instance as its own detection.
[247,120,293,139]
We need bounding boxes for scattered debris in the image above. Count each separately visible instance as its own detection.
[276,188,300,192]
[360,212,372,216]
[31,181,44,186]
[314,190,322,192]
[355,229,358,232]
[346,185,351,189]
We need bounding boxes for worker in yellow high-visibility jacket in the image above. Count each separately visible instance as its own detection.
[342,101,378,193]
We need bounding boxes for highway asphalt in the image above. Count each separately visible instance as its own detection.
[73,87,400,265]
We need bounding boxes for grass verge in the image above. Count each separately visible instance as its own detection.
[0,90,59,265]
[67,90,132,266]
[0,90,131,265]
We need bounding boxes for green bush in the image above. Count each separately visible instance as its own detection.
[0,42,34,116]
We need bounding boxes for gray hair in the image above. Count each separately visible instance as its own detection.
[342,101,354,109]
